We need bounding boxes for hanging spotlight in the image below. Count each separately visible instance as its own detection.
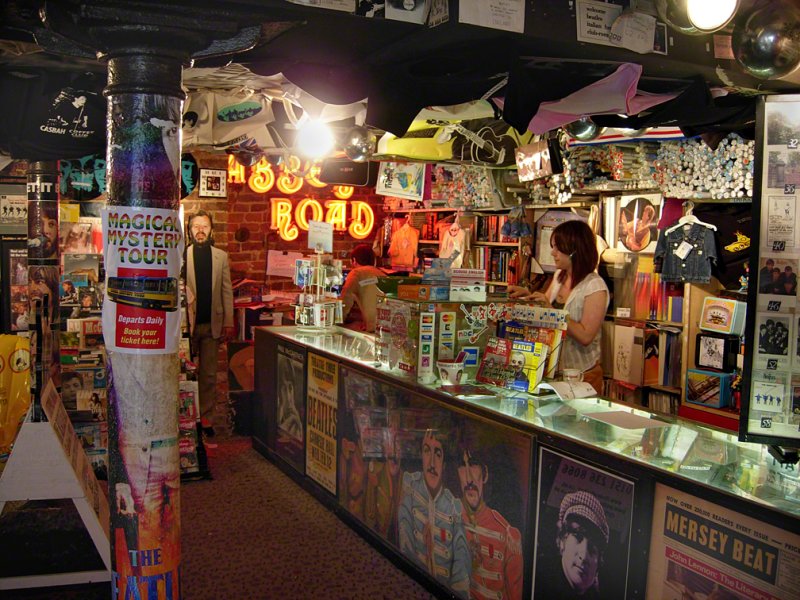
[732,0,800,80]
[687,0,739,32]
[226,147,262,167]
[656,0,701,35]
[565,117,604,142]
[295,119,335,159]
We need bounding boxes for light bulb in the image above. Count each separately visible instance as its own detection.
[687,0,738,32]
[296,120,335,159]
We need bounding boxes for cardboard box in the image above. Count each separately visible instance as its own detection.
[397,284,449,301]
[612,324,644,386]
[686,369,733,408]
[699,296,746,336]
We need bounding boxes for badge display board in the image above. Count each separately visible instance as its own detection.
[741,95,800,443]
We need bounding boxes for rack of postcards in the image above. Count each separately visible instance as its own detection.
[57,196,109,480]
[291,251,344,329]
[741,94,800,446]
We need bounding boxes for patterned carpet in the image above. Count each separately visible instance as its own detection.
[4,436,435,599]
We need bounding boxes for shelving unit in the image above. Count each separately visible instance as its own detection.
[381,205,528,287]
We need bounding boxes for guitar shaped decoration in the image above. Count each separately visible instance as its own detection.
[400,118,524,166]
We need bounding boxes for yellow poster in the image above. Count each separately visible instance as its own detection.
[306,352,338,494]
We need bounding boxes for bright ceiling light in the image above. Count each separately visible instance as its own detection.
[295,119,335,159]
[687,0,739,32]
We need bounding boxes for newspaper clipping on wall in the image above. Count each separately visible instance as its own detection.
[647,483,800,600]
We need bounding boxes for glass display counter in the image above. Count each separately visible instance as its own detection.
[254,325,800,600]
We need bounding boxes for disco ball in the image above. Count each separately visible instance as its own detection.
[621,127,648,138]
[565,118,604,142]
[343,126,374,163]
[732,1,800,79]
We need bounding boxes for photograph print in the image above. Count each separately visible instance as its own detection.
[533,447,635,600]
[755,313,793,372]
[757,255,798,313]
[766,101,800,147]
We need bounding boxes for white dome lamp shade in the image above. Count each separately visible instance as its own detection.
[657,0,740,35]
[687,0,739,33]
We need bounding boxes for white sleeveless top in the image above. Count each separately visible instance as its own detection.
[549,270,609,373]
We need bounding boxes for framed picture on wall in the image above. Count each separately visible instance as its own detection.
[615,193,663,253]
[198,168,227,198]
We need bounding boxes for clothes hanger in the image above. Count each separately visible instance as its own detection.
[664,201,716,234]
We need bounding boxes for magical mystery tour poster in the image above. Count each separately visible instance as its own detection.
[101,207,184,354]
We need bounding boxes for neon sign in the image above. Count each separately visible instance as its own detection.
[270,198,374,241]
[228,155,354,197]
[229,155,374,241]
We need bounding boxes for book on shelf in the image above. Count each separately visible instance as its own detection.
[473,247,516,283]
[475,214,514,243]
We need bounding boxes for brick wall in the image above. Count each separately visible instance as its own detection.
[181,152,386,283]
[181,151,386,431]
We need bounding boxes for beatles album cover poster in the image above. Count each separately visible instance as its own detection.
[338,366,532,600]
[532,447,635,600]
[275,341,306,474]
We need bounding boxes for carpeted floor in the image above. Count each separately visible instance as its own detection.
[3,436,435,600]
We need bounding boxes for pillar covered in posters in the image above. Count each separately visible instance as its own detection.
[26,160,60,414]
[102,53,185,599]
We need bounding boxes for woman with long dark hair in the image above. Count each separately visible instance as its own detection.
[509,220,609,393]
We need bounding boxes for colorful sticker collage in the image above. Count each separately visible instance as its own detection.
[752,98,800,438]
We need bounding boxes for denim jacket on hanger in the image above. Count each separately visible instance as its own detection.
[654,223,717,283]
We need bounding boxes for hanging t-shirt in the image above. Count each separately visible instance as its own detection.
[439,223,468,268]
[0,71,105,160]
[654,223,717,284]
[388,223,420,268]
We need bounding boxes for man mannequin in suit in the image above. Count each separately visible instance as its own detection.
[186,211,234,436]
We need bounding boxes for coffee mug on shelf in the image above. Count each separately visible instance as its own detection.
[562,368,583,383]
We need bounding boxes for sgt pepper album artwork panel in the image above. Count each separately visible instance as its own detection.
[338,365,533,600]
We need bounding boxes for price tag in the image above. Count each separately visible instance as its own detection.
[674,241,693,259]
[616,307,631,318]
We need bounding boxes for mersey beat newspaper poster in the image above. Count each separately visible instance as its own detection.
[647,483,800,600]
[102,207,184,353]
[306,353,338,494]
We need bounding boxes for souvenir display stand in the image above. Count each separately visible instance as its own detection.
[254,325,800,600]
[291,250,344,330]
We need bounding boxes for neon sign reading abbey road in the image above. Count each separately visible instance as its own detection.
[228,155,374,241]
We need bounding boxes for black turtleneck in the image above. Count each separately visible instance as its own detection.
[194,244,212,324]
